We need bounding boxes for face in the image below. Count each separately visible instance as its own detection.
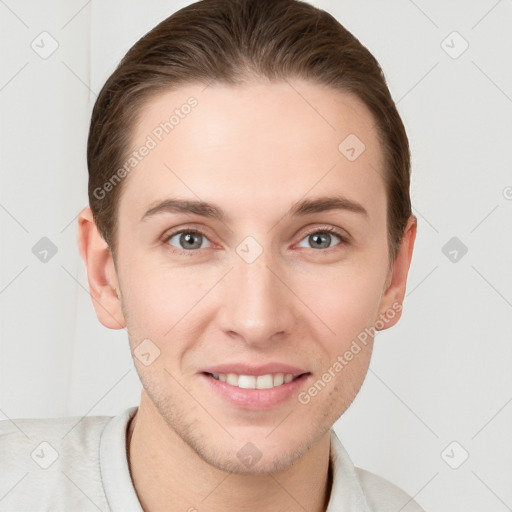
[92,80,412,474]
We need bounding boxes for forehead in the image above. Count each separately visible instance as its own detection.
[119,80,386,222]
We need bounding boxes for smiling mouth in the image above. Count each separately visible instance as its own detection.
[203,372,308,390]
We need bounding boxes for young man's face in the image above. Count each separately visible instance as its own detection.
[81,80,415,474]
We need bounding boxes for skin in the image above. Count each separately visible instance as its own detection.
[78,79,416,512]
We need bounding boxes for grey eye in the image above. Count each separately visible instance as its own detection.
[297,231,342,250]
[168,231,211,250]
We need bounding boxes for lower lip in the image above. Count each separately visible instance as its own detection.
[200,373,310,410]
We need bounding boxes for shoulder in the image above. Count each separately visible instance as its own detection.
[0,413,113,511]
[0,413,111,464]
[355,467,425,512]
[327,429,426,512]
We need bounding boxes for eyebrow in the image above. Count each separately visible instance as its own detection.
[140,195,368,223]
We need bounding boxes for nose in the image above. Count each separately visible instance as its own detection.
[216,245,297,347]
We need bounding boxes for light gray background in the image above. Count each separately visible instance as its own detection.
[1,1,511,511]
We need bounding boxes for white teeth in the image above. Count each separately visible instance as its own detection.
[226,373,238,386]
[273,373,284,386]
[210,372,298,389]
[256,374,273,389]
[238,375,256,389]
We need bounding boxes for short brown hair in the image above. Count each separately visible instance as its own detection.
[87,0,412,262]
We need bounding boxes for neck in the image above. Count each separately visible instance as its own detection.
[126,392,333,512]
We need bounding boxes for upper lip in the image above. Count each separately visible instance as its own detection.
[201,363,309,377]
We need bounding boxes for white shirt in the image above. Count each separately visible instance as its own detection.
[0,406,424,511]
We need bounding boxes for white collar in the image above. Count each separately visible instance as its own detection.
[100,406,371,512]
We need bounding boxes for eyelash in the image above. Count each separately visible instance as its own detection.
[162,225,349,256]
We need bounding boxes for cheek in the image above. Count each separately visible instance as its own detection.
[117,230,388,357]
[295,262,386,352]
[118,255,215,344]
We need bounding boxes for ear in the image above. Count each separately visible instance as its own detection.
[375,215,417,330]
[77,206,126,329]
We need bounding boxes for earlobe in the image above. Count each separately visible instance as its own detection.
[375,215,417,331]
[77,206,126,330]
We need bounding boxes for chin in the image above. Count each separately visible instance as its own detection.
[194,423,325,475]
[201,441,309,475]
